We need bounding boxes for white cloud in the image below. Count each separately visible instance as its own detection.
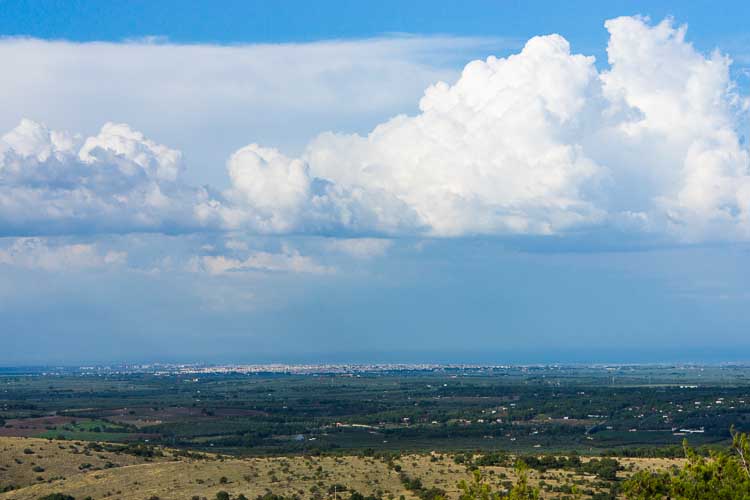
[0,237,126,271]
[0,36,501,187]
[218,16,749,242]
[79,122,183,182]
[0,119,212,236]
[599,16,750,241]
[2,16,749,246]
[221,144,314,233]
[300,33,606,236]
[202,143,421,234]
[189,245,332,275]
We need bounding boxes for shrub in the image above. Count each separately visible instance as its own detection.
[38,494,75,500]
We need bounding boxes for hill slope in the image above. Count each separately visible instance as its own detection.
[0,437,676,500]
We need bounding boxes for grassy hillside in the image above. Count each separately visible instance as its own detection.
[0,437,174,493]
[0,437,679,500]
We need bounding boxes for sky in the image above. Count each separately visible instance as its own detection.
[1,1,750,365]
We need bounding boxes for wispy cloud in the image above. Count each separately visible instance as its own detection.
[0,237,126,271]
[188,245,333,275]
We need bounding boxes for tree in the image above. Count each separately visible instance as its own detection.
[455,462,538,500]
[458,470,501,500]
[507,462,540,500]
[624,428,750,499]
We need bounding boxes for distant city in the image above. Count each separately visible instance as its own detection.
[2,362,748,377]
[4,362,511,376]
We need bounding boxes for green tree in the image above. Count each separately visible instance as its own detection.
[455,462,538,500]
[507,462,540,500]
[458,470,501,500]
[624,427,750,499]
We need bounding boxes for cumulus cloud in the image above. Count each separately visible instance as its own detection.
[218,16,749,242]
[0,237,126,271]
[0,119,213,236]
[303,33,606,236]
[0,36,500,187]
[200,143,421,234]
[3,16,749,246]
[599,16,750,241]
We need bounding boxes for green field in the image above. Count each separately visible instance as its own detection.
[2,365,749,456]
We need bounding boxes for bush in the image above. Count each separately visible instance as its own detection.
[38,494,75,500]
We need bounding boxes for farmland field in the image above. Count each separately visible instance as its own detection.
[2,364,750,498]
[2,365,748,455]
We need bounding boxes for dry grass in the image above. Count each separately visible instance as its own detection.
[0,437,174,492]
[0,437,680,500]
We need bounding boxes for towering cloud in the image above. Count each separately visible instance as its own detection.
[2,16,748,243]
[302,32,606,236]
[221,16,749,241]
[600,16,750,241]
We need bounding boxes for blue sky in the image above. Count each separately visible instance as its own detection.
[2,1,748,46]
[1,1,750,364]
